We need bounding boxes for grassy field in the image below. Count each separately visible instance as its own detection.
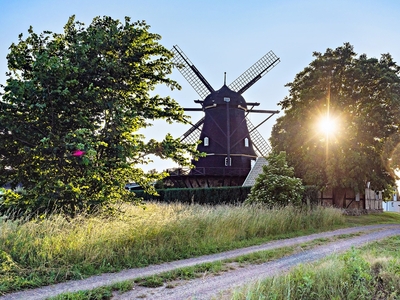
[345,211,400,226]
[233,235,400,299]
[0,202,399,295]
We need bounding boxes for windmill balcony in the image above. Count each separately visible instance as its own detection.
[167,167,251,177]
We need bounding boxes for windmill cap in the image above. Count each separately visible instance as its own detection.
[203,85,247,107]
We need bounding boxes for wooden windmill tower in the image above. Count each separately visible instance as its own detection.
[168,45,280,188]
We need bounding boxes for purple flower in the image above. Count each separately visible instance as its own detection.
[72,150,86,157]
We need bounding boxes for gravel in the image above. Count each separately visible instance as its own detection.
[2,224,400,300]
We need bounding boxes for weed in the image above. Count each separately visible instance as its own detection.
[50,286,113,300]
[137,276,164,288]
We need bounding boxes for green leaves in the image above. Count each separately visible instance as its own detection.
[0,16,196,218]
[271,43,400,195]
[245,152,304,207]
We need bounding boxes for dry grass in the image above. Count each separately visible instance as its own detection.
[1,203,345,293]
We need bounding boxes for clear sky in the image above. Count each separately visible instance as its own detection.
[1,0,400,172]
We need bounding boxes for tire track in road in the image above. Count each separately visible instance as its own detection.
[115,225,400,300]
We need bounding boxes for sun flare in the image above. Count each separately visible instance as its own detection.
[318,116,337,136]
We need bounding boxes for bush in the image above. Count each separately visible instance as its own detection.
[245,152,304,207]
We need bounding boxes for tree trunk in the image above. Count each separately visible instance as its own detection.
[333,187,346,208]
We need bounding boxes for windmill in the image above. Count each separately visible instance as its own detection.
[168,45,280,188]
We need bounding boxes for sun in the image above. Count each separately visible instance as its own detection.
[318,116,337,136]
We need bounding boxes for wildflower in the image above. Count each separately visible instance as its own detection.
[72,150,86,157]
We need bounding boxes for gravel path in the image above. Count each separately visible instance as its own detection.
[2,224,400,300]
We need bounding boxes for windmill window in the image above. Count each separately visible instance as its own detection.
[204,137,209,146]
[244,138,249,147]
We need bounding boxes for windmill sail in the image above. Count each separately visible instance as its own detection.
[246,117,272,157]
[171,45,215,99]
[168,44,279,188]
[229,51,280,94]
[181,117,204,143]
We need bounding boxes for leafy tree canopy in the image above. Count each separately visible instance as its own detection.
[245,152,304,207]
[271,43,400,194]
[0,15,198,217]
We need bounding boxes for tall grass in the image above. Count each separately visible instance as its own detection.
[233,236,400,300]
[0,203,344,293]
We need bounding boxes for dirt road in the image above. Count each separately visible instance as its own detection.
[2,224,400,300]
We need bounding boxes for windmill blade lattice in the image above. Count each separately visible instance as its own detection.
[171,45,215,99]
[181,117,204,144]
[229,51,280,94]
[246,117,272,157]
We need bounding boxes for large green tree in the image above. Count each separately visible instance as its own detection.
[271,43,400,200]
[0,16,197,216]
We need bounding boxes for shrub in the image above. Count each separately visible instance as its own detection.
[245,152,304,207]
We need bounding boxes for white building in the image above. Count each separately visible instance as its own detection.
[383,191,400,212]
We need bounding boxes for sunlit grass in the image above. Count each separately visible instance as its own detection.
[233,235,400,300]
[0,203,346,294]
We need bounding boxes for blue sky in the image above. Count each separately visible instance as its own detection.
[1,0,400,171]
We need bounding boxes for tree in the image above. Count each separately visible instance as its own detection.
[245,152,304,207]
[0,16,198,217]
[271,43,400,203]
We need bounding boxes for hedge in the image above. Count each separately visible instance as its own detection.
[133,185,321,206]
[133,186,252,205]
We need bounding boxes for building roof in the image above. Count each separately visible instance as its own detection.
[242,157,268,186]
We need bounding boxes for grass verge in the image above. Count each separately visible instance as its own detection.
[233,235,400,299]
[345,211,400,226]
